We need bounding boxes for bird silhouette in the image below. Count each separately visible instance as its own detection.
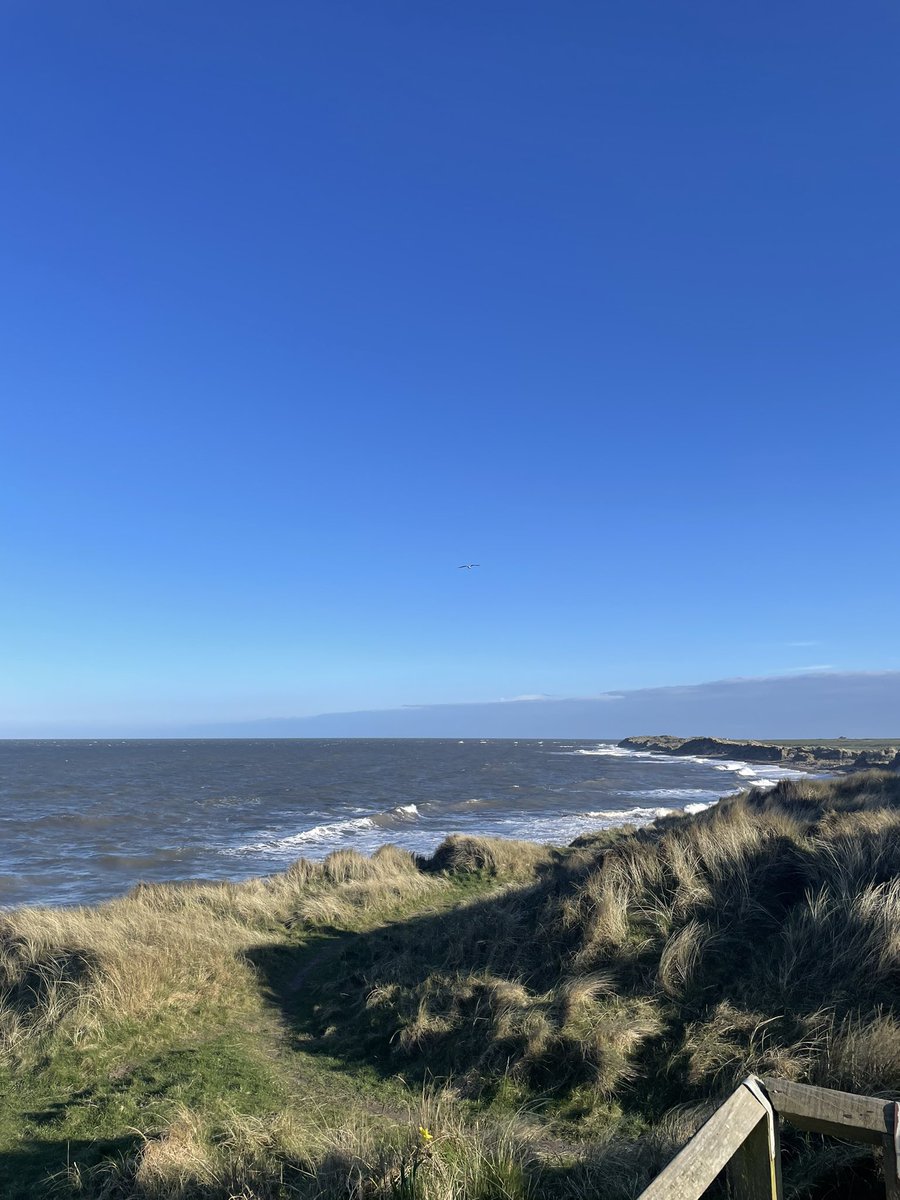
[458,563,480,569]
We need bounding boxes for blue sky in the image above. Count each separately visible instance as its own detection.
[2,2,899,733]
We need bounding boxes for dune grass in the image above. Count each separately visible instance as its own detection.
[2,773,900,1197]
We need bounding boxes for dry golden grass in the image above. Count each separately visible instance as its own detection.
[61,1088,543,1200]
[0,899,268,1065]
[814,1009,900,1096]
[422,835,557,879]
[0,833,557,1075]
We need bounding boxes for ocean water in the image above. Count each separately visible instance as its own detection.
[0,739,812,908]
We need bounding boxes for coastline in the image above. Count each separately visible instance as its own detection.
[2,737,892,913]
[0,739,810,910]
[616,733,900,773]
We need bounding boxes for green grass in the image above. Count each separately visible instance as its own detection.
[0,863,509,1198]
[0,1033,282,1196]
[0,967,293,1193]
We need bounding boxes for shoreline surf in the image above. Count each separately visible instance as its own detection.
[0,738,828,909]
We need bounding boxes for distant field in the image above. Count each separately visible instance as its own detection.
[767,739,898,749]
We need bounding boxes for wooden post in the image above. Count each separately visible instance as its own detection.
[728,1081,783,1200]
[728,1117,777,1200]
[883,1102,900,1200]
[637,1086,770,1200]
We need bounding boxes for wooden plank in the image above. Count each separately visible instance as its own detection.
[760,1077,892,1146]
[728,1105,783,1200]
[637,1086,767,1200]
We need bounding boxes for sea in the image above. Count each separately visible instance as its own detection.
[0,739,813,909]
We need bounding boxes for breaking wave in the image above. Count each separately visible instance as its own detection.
[566,743,808,791]
[227,802,422,858]
[617,787,726,802]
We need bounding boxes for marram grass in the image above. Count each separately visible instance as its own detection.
[2,773,900,1198]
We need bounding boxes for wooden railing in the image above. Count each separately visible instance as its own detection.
[636,1076,900,1200]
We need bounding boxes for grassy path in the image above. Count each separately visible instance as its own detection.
[0,872,508,1196]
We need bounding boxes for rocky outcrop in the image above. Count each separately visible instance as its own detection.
[618,735,782,761]
[617,735,899,772]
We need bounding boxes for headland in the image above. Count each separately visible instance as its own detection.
[618,733,900,771]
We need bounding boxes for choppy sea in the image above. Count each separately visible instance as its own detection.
[0,739,813,908]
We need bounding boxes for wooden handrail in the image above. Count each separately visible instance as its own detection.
[760,1076,892,1144]
[637,1081,777,1200]
[636,1076,900,1200]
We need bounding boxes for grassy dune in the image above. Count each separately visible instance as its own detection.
[3,773,900,1198]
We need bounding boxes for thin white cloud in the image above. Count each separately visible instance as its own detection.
[785,640,821,648]
[495,691,629,704]
[780,664,835,673]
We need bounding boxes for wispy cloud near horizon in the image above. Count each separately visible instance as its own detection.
[170,669,900,741]
[4,669,900,739]
[781,664,835,673]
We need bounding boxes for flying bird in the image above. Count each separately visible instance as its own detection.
[458,563,480,569]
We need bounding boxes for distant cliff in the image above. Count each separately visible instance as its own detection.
[618,734,900,771]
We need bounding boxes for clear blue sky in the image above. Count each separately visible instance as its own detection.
[2,2,898,733]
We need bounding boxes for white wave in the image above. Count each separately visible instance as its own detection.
[579,802,718,823]
[720,762,809,785]
[754,765,807,779]
[226,801,421,859]
[640,755,808,784]
[583,806,676,821]
[226,815,377,856]
[392,803,420,819]
[491,799,718,844]
[563,744,724,768]
[566,743,639,757]
[709,762,780,778]
[563,744,813,787]
[618,787,725,802]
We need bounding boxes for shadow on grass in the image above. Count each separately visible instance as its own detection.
[0,1039,284,1199]
[0,1133,137,1199]
[245,883,562,1090]
[244,819,875,1120]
